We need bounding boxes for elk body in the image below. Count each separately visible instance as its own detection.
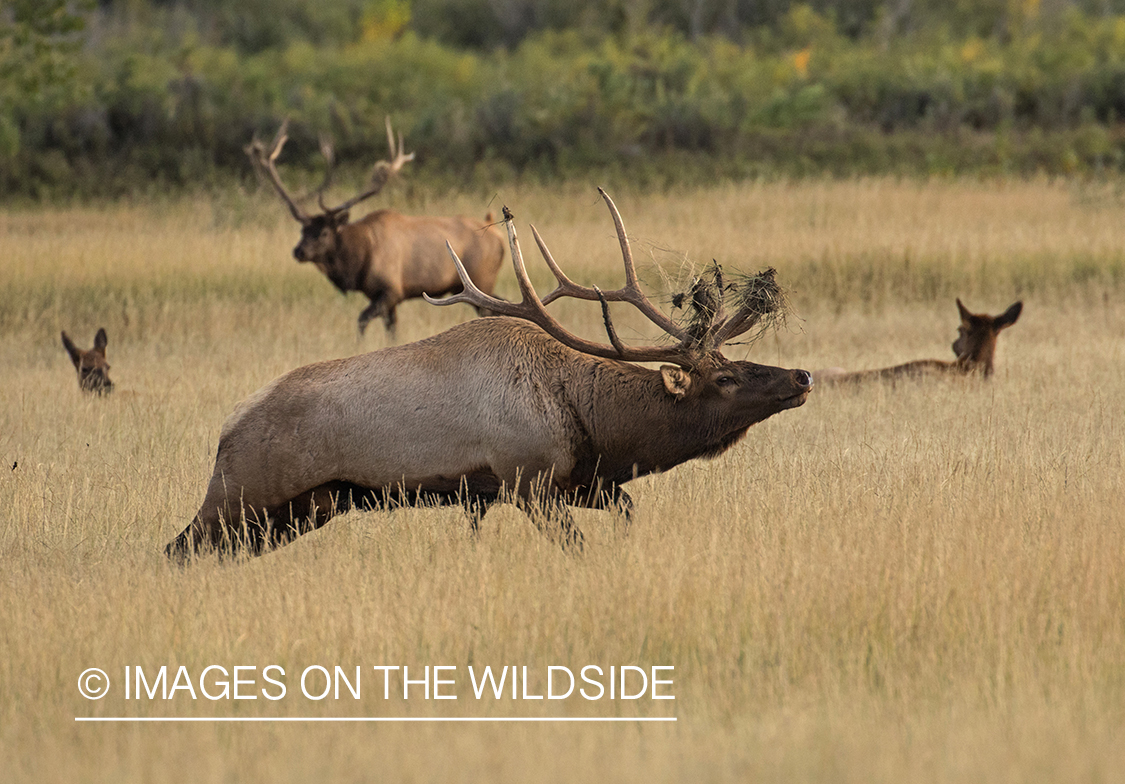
[813,299,1022,385]
[166,191,812,561]
[61,328,113,394]
[248,120,505,334]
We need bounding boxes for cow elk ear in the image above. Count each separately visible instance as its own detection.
[94,328,108,356]
[956,298,973,323]
[61,331,81,368]
[995,301,1022,330]
[660,365,692,399]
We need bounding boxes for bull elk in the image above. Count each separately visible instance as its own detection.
[166,190,812,562]
[813,299,1022,385]
[61,328,113,395]
[247,119,505,335]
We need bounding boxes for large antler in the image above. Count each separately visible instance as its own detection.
[247,117,414,223]
[319,117,415,216]
[428,189,722,365]
[245,119,310,225]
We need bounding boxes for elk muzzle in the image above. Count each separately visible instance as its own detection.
[780,369,813,407]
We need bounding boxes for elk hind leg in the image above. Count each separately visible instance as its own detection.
[357,293,393,336]
[165,501,269,563]
[265,482,354,549]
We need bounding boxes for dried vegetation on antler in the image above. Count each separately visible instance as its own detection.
[429,189,791,367]
[670,262,790,351]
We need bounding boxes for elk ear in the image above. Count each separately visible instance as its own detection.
[335,210,350,226]
[660,365,692,399]
[93,328,108,356]
[61,331,81,368]
[956,298,973,323]
[994,301,1022,330]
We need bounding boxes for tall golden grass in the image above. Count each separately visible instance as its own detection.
[1,178,1123,782]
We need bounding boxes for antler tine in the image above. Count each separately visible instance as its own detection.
[709,268,782,347]
[322,117,415,216]
[533,195,689,342]
[385,116,396,158]
[531,224,593,305]
[245,119,310,225]
[710,310,761,346]
[597,187,639,289]
[424,241,510,311]
[429,205,697,365]
[385,115,415,170]
[267,118,289,164]
[313,133,338,212]
[317,132,335,189]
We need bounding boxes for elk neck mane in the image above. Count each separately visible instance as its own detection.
[557,340,754,483]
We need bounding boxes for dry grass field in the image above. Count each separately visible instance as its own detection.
[2,178,1124,782]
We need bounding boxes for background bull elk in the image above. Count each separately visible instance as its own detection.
[166,190,812,562]
[247,119,505,335]
[813,298,1023,385]
[61,328,113,394]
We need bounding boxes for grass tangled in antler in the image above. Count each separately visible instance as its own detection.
[671,262,790,348]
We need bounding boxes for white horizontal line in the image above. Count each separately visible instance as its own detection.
[76,716,676,723]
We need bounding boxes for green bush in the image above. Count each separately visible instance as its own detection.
[10,4,1125,197]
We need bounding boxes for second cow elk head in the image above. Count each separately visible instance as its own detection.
[166,190,812,562]
[61,328,113,395]
[247,119,505,335]
[814,299,1023,385]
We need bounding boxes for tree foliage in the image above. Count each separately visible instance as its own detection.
[8,1,1125,196]
[0,0,93,157]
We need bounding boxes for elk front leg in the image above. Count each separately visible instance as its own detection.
[516,494,585,553]
[576,484,634,532]
[262,481,362,549]
[461,495,494,537]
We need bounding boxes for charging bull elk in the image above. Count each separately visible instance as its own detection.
[247,119,505,334]
[61,328,113,394]
[813,299,1022,384]
[166,190,812,561]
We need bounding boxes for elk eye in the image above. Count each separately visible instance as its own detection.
[716,375,736,387]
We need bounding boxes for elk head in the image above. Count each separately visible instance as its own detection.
[953,299,1023,376]
[246,118,414,269]
[427,191,811,419]
[61,328,113,395]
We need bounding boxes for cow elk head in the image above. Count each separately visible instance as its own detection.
[246,118,414,267]
[953,298,1022,376]
[61,328,113,395]
[428,190,809,411]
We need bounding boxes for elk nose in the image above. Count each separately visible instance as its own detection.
[794,369,813,388]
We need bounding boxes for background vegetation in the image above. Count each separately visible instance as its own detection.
[9,0,1125,197]
[2,181,1123,781]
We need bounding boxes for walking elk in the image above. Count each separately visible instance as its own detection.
[813,299,1022,384]
[61,328,113,395]
[247,119,505,334]
[166,190,812,561]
